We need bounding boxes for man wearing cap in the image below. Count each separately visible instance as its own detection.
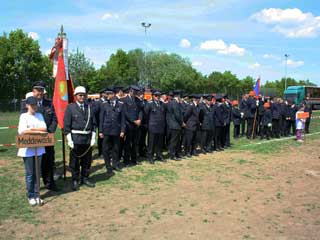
[137,88,148,158]
[115,86,126,103]
[183,94,201,157]
[199,95,214,153]
[99,87,125,175]
[64,86,96,191]
[214,94,225,151]
[246,91,258,139]
[271,98,281,138]
[92,89,107,158]
[180,94,189,156]
[239,94,248,137]
[21,81,59,191]
[144,90,166,164]
[166,90,184,160]
[123,85,143,166]
[232,100,241,138]
[222,95,232,148]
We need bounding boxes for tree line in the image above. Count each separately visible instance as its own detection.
[0,29,316,110]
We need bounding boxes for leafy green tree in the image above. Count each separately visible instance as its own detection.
[68,49,97,92]
[0,29,51,111]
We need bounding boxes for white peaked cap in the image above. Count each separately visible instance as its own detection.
[25,92,33,99]
[74,86,86,95]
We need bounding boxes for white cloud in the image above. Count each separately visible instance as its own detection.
[199,39,245,56]
[192,61,203,67]
[28,32,39,40]
[251,8,320,38]
[101,13,119,21]
[248,62,260,69]
[179,38,191,48]
[263,54,281,61]
[284,59,304,68]
[251,8,310,24]
[46,37,53,43]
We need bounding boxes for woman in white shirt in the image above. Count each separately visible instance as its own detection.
[17,96,47,206]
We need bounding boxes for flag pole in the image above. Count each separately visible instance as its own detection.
[61,128,66,180]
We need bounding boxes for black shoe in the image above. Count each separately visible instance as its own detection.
[112,166,122,172]
[81,178,95,188]
[156,155,164,161]
[149,159,155,164]
[46,183,60,192]
[192,152,199,156]
[106,170,115,179]
[186,154,192,158]
[71,180,79,191]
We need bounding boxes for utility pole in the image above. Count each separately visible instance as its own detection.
[284,54,289,90]
[141,22,151,87]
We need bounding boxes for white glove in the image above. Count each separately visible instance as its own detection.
[240,112,244,117]
[267,123,272,127]
[256,100,259,106]
[90,131,96,147]
[66,133,74,149]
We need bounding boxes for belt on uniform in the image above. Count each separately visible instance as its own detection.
[71,130,91,134]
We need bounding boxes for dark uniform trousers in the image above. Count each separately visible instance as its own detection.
[138,126,148,157]
[185,129,197,155]
[103,135,120,171]
[240,118,246,136]
[124,126,139,164]
[215,126,224,149]
[70,144,92,181]
[98,137,103,156]
[168,129,181,158]
[147,132,164,159]
[286,120,296,136]
[261,126,272,139]
[234,125,240,138]
[272,119,280,138]
[42,146,55,186]
[246,118,254,138]
[201,130,213,151]
[224,124,231,147]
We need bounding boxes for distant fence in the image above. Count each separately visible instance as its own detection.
[0,99,22,112]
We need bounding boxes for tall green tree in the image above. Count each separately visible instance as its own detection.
[0,29,49,104]
[68,49,97,92]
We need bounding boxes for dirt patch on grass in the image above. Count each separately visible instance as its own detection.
[1,139,320,240]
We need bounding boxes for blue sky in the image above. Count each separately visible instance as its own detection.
[1,0,320,85]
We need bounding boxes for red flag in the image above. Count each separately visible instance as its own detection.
[53,47,69,129]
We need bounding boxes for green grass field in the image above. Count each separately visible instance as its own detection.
[0,111,319,225]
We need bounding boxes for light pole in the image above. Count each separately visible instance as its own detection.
[284,54,289,90]
[141,22,151,87]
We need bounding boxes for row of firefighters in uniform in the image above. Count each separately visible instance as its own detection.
[22,81,312,192]
[80,87,311,171]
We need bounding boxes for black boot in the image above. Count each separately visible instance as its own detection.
[81,177,95,188]
[71,180,79,191]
